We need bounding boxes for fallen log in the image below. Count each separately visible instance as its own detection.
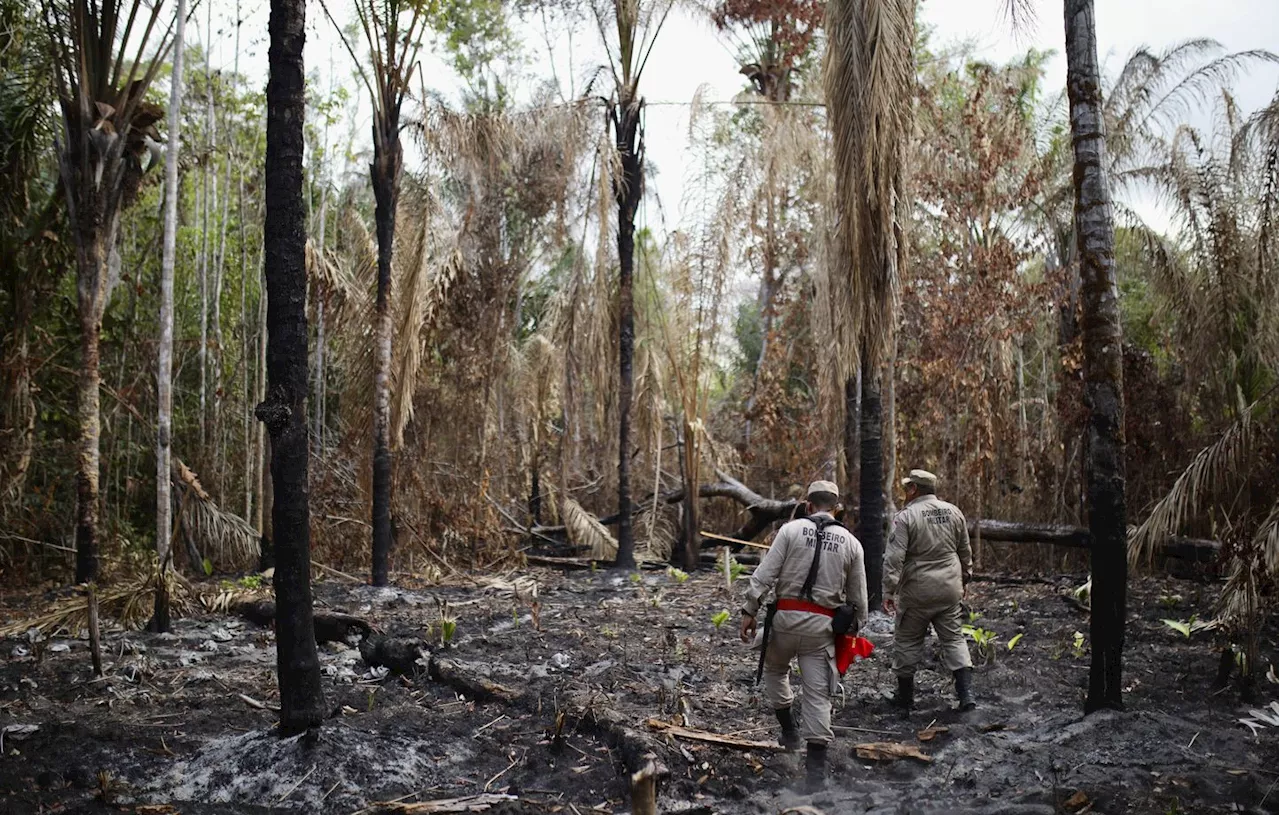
[233,599,373,644]
[969,521,1220,562]
[528,475,1221,563]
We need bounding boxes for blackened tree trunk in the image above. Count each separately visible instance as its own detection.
[843,374,859,513]
[680,420,700,572]
[258,0,326,735]
[613,97,643,571]
[858,354,885,607]
[1065,0,1128,714]
[370,122,402,588]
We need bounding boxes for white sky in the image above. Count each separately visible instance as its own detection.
[209,0,1279,234]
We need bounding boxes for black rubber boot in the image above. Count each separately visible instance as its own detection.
[892,674,914,711]
[775,707,802,752]
[804,742,828,792]
[954,667,976,711]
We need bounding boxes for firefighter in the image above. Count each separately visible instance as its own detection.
[740,480,868,788]
[883,469,976,712]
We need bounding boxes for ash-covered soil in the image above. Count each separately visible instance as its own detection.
[0,568,1275,814]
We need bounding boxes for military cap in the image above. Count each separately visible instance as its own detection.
[900,469,938,489]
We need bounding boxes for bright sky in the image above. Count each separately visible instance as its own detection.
[211,0,1279,234]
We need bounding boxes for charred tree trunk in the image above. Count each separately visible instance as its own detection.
[681,419,701,571]
[1066,0,1128,714]
[74,285,104,584]
[370,120,402,587]
[843,375,859,515]
[858,355,885,607]
[612,97,643,571]
[259,0,325,734]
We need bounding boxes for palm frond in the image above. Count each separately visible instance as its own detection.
[562,496,618,561]
[1128,409,1256,566]
[823,0,914,371]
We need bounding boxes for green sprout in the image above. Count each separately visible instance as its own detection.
[630,572,643,584]
[1160,615,1217,639]
[1006,633,1024,652]
[1071,631,1086,658]
[667,567,690,584]
[440,616,457,645]
[711,610,730,629]
[962,624,999,662]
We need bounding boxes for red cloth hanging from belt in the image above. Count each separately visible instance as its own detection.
[774,598,874,674]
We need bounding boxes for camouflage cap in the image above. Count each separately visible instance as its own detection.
[900,469,938,489]
[807,480,840,498]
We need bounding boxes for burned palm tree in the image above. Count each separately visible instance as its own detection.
[259,0,327,735]
[590,0,675,570]
[42,0,175,583]
[823,0,915,605]
[323,0,427,585]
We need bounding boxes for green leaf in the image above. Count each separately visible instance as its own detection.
[711,610,730,629]
[1007,633,1024,651]
[201,558,213,577]
[1161,618,1192,638]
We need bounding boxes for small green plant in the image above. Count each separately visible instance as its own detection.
[649,590,664,609]
[1006,633,1024,652]
[721,551,748,582]
[1071,631,1086,658]
[967,610,982,625]
[1073,579,1092,608]
[201,558,213,577]
[667,567,690,584]
[1158,593,1183,609]
[1160,615,1217,638]
[962,624,999,662]
[366,689,376,712]
[599,625,618,639]
[711,610,730,629]
[439,612,457,645]
[630,572,643,585]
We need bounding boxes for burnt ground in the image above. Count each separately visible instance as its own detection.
[0,567,1276,815]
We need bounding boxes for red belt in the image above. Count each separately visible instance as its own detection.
[776,598,835,616]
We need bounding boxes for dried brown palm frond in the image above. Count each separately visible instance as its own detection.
[635,501,676,564]
[0,564,194,638]
[172,458,259,572]
[562,496,618,561]
[1128,404,1263,566]
[823,0,914,373]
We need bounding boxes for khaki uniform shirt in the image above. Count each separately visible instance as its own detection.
[884,494,972,609]
[743,513,869,636]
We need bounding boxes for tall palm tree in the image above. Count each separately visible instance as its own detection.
[823,0,915,605]
[591,0,674,569]
[260,0,326,735]
[1063,0,1128,714]
[43,0,175,583]
[321,0,426,586]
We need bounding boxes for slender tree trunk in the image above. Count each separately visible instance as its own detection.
[198,8,213,459]
[313,180,328,452]
[370,118,403,587]
[613,98,643,571]
[260,0,325,734]
[858,349,885,607]
[1065,0,1128,715]
[240,169,253,520]
[681,419,700,572]
[154,0,187,632]
[75,289,104,584]
[255,270,269,539]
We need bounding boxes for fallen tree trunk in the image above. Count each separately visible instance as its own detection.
[233,598,373,644]
[529,477,1220,563]
[970,521,1220,562]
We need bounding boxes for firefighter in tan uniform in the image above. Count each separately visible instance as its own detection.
[740,481,868,788]
[883,469,975,711]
